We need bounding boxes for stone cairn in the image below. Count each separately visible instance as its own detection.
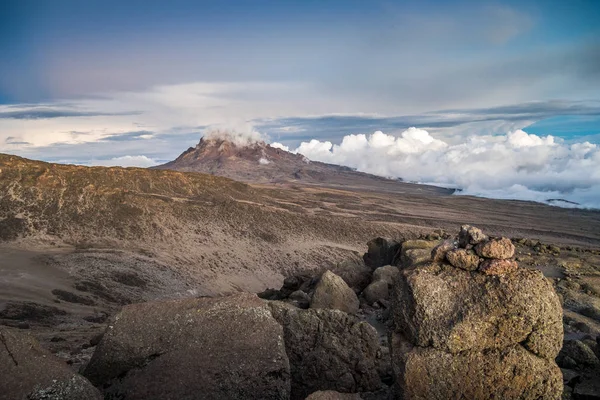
[391,225,564,400]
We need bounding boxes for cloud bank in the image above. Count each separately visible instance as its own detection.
[89,155,159,168]
[282,128,600,209]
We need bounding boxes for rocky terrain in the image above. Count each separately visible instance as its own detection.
[1,150,600,398]
[3,225,599,399]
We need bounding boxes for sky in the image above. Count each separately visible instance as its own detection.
[1,0,600,207]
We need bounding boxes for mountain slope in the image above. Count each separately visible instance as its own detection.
[154,137,407,189]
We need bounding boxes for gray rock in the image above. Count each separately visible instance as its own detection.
[362,266,399,305]
[363,280,389,305]
[311,271,359,314]
[83,293,290,400]
[0,328,102,400]
[391,333,562,400]
[558,340,600,367]
[330,257,374,293]
[270,302,381,400]
[288,290,311,309]
[573,377,600,400]
[458,225,488,248]
[430,240,456,263]
[392,263,563,360]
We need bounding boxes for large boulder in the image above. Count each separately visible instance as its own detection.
[363,238,401,270]
[310,271,359,314]
[392,263,563,359]
[83,293,290,400]
[270,302,382,400]
[0,328,102,400]
[390,333,562,400]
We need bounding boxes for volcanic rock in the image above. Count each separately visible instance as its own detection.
[269,302,381,400]
[392,263,562,358]
[0,328,102,400]
[445,248,480,271]
[310,271,359,314]
[458,225,488,248]
[430,240,456,262]
[83,293,290,400]
[475,237,515,259]
[390,333,562,400]
[362,266,399,305]
[479,258,519,275]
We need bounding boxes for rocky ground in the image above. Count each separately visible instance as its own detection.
[1,154,600,398]
[3,225,598,399]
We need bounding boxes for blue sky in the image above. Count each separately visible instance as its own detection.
[1,0,599,166]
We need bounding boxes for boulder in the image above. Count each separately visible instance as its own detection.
[475,237,515,259]
[83,293,290,400]
[479,258,519,275]
[362,266,399,305]
[391,333,562,400]
[445,248,480,271]
[311,271,359,314]
[363,280,389,305]
[330,258,374,293]
[430,240,456,262]
[305,391,362,400]
[458,225,488,248]
[558,340,600,367]
[363,238,401,270]
[0,328,102,400]
[573,378,600,400]
[269,302,381,400]
[392,263,563,359]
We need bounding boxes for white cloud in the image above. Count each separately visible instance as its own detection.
[202,124,268,146]
[89,155,159,168]
[270,142,290,152]
[290,128,600,209]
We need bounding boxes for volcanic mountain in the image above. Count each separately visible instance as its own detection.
[154,137,406,190]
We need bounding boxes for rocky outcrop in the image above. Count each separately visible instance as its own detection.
[390,334,562,400]
[310,271,359,314]
[83,293,290,400]
[390,226,564,399]
[269,302,381,400]
[0,328,102,400]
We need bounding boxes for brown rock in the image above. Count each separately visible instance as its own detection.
[269,302,381,400]
[458,225,488,248]
[445,248,480,271]
[391,333,562,400]
[391,263,563,359]
[304,391,362,400]
[430,240,456,263]
[311,271,359,314]
[83,293,290,400]
[0,328,102,400]
[479,258,519,275]
[475,237,515,259]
